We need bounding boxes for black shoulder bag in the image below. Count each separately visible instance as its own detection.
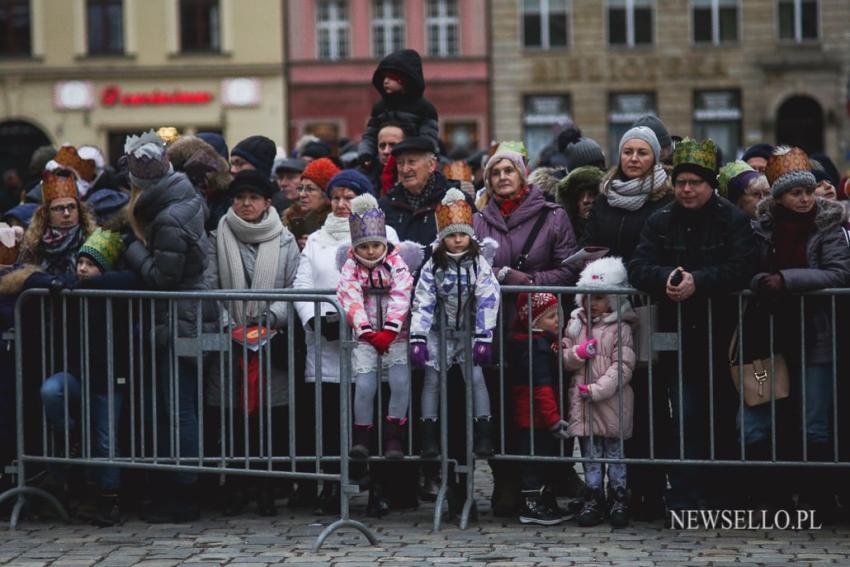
[514,209,550,272]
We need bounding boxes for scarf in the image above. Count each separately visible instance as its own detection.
[492,185,529,218]
[40,225,83,276]
[403,175,435,211]
[771,204,817,270]
[607,164,667,211]
[217,208,283,325]
[313,213,351,247]
[353,249,387,269]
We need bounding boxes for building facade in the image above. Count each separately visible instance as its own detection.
[286,0,490,156]
[491,0,850,169]
[0,0,286,172]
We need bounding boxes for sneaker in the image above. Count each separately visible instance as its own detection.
[576,487,605,527]
[473,417,494,458]
[608,487,629,528]
[518,490,565,526]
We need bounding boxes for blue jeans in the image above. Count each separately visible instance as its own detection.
[737,364,833,446]
[156,355,200,486]
[40,372,123,491]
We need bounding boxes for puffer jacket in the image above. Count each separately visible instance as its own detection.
[562,305,636,439]
[750,197,850,364]
[509,332,563,430]
[123,171,209,341]
[410,253,500,343]
[337,244,414,339]
[358,48,440,160]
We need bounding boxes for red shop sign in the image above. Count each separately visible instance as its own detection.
[101,85,214,107]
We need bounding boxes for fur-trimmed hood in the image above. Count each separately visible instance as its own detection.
[755,196,848,235]
[557,165,604,211]
[166,135,232,193]
[527,167,564,199]
[0,265,41,296]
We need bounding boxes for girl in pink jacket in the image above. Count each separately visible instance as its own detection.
[337,194,417,460]
[561,256,636,528]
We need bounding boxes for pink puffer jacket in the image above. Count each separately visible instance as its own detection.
[562,304,636,439]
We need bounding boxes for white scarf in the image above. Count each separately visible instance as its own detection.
[217,207,283,324]
[606,164,667,212]
[313,213,351,247]
[353,249,387,269]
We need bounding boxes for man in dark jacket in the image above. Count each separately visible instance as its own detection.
[378,137,468,253]
[628,138,756,514]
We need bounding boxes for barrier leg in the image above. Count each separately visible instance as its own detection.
[0,486,70,528]
[311,516,378,552]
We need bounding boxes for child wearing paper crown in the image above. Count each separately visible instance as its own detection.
[336,194,421,459]
[409,188,501,458]
[561,256,636,528]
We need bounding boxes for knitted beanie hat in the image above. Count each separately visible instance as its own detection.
[516,292,560,330]
[231,135,276,179]
[632,114,672,150]
[742,143,775,163]
[618,127,661,163]
[326,169,373,198]
[229,169,277,199]
[349,193,387,248]
[302,157,341,192]
[564,137,606,171]
[79,228,124,272]
[124,130,173,189]
[765,146,816,198]
[483,150,528,194]
[718,160,760,204]
[436,188,474,241]
[671,138,719,188]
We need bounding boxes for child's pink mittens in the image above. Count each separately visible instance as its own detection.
[578,383,592,400]
[574,338,598,360]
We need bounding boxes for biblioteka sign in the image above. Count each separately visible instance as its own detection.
[100,85,214,107]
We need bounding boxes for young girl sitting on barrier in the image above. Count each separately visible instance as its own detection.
[409,188,500,458]
[561,256,636,528]
[336,194,421,459]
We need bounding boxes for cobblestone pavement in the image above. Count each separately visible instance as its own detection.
[2,465,849,566]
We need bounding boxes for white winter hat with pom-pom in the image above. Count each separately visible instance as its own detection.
[436,187,474,241]
[574,256,628,308]
[349,193,387,248]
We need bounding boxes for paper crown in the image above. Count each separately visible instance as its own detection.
[54,145,96,182]
[436,188,474,242]
[765,146,815,191]
[125,130,171,184]
[442,161,472,182]
[349,194,387,248]
[717,160,757,199]
[156,126,180,145]
[496,140,528,160]
[672,138,718,173]
[42,172,79,204]
[79,228,124,272]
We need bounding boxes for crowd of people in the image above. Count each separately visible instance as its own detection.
[1,48,849,531]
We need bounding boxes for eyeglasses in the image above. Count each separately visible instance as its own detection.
[49,203,78,214]
[297,185,320,194]
[673,179,707,189]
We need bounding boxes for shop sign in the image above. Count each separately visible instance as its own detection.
[101,85,214,107]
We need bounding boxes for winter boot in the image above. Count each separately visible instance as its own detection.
[92,492,121,527]
[518,489,565,526]
[383,417,406,460]
[542,485,570,519]
[350,424,372,460]
[577,486,605,527]
[608,486,630,528]
[420,418,440,459]
[473,416,495,458]
[314,482,340,516]
[256,478,277,517]
[367,481,390,518]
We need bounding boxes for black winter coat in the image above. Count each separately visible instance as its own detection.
[358,49,440,160]
[581,191,673,263]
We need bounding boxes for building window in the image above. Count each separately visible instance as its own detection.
[180,0,220,52]
[524,95,572,163]
[607,0,653,47]
[0,0,30,56]
[522,0,570,49]
[693,90,741,164]
[443,121,479,155]
[87,0,124,54]
[372,0,404,57]
[426,0,459,57]
[692,0,738,45]
[608,93,656,159]
[778,0,818,42]
[317,0,349,60]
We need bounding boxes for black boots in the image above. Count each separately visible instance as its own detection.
[420,418,439,459]
[93,492,121,527]
[473,416,494,457]
[351,425,372,460]
[577,486,605,527]
[384,418,406,460]
[519,488,565,526]
[608,486,630,528]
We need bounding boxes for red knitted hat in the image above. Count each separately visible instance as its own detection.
[301,157,340,191]
[516,292,559,330]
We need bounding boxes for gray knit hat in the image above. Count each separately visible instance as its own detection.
[565,137,606,171]
[618,126,661,163]
[632,114,671,150]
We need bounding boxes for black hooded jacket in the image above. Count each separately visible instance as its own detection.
[357,49,440,161]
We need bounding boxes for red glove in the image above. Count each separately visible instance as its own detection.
[360,331,378,344]
[369,330,398,355]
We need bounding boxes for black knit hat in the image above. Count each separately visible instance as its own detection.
[564,137,606,171]
[632,114,672,150]
[300,141,332,160]
[231,135,276,179]
[742,143,775,163]
[228,169,277,199]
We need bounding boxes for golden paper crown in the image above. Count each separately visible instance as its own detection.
[436,188,474,240]
[442,161,472,182]
[54,145,96,182]
[42,172,79,204]
[765,146,811,186]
